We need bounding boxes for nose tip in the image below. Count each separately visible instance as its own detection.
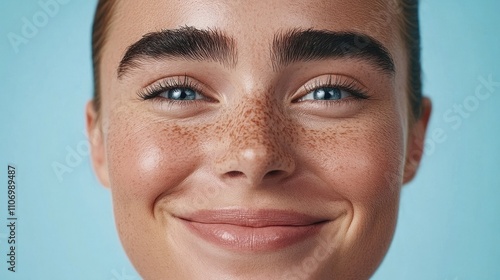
[216,146,295,184]
[213,96,296,186]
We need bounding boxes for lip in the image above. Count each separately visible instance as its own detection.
[176,209,328,252]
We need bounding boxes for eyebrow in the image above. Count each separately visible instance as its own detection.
[117,27,395,78]
[117,26,237,78]
[271,29,395,74]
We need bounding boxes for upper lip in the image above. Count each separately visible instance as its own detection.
[176,209,329,227]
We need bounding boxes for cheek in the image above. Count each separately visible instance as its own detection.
[105,115,204,214]
[300,116,405,208]
[298,114,405,268]
[348,123,404,201]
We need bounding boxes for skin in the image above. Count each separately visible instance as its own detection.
[86,0,431,279]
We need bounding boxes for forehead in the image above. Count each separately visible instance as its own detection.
[111,0,396,29]
[106,0,403,56]
[100,0,407,98]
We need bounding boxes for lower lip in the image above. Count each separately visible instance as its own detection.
[180,219,325,252]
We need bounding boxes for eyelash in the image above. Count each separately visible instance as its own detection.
[137,76,209,103]
[299,75,370,103]
[137,75,371,106]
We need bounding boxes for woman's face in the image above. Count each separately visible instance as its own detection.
[87,0,429,279]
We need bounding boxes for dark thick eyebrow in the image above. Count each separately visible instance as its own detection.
[117,26,236,78]
[272,29,395,74]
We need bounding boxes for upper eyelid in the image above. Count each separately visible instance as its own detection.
[303,75,366,89]
[144,75,201,90]
[138,75,210,99]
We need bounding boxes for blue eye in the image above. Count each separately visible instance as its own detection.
[137,75,211,103]
[159,87,202,100]
[300,87,352,101]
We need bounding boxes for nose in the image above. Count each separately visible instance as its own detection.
[214,97,296,185]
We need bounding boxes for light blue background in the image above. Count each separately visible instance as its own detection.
[1,0,499,279]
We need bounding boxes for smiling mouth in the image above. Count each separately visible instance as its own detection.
[176,209,329,252]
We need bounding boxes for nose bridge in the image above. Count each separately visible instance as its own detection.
[226,96,283,159]
[236,97,277,149]
[215,95,295,183]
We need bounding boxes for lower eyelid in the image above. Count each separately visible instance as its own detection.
[296,97,362,109]
[151,98,209,111]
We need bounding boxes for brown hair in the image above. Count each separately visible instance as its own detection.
[91,0,118,112]
[399,0,422,120]
[91,0,422,119]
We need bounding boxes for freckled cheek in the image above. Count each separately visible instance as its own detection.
[302,123,405,204]
[105,122,203,208]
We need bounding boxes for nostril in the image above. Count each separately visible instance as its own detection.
[226,171,245,178]
[266,170,283,177]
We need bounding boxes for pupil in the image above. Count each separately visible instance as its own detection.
[314,88,341,100]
